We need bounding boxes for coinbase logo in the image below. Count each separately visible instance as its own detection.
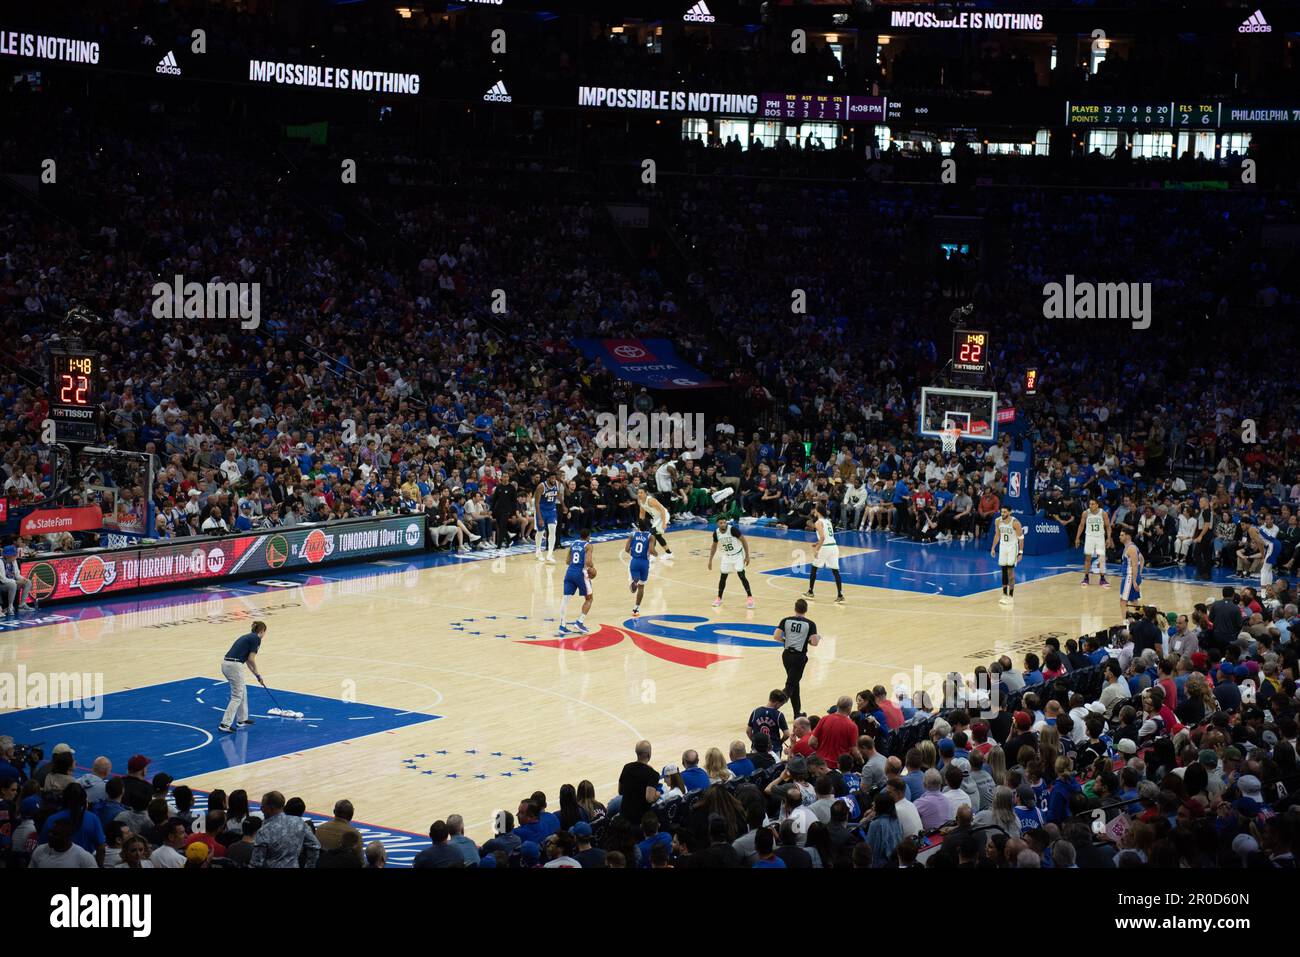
[1239,10,1272,32]
[483,80,512,102]
[156,51,181,75]
[683,1,716,22]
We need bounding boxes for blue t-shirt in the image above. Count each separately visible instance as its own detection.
[225,631,262,662]
[514,814,559,845]
[635,831,672,868]
[681,767,710,793]
[39,809,106,855]
[753,857,787,868]
[728,758,756,779]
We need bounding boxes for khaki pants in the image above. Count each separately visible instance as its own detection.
[221,660,249,727]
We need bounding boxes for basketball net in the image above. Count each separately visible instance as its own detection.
[940,426,960,454]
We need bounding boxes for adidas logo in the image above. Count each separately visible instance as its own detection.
[683,1,716,22]
[1239,9,1272,32]
[155,50,181,75]
[483,80,512,102]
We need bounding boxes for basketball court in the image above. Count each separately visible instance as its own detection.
[0,521,1220,861]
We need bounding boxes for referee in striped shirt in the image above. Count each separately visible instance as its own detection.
[774,599,819,718]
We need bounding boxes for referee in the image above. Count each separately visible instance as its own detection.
[773,599,819,718]
[220,621,267,733]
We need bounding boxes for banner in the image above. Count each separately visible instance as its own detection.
[20,515,426,603]
[1003,439,1034,519]
[19,505,102,537]
[572,338,722,390]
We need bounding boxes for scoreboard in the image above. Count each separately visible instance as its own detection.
[952,330,990,376]
[49,349,101,445]
[1066,100,1220,127]
[760,93,885,123]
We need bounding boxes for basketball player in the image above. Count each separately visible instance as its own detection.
[636,487,673,557]
[624,520,657,617]
[1246,522,1282,589]
[990,506,1023,605]
[1118,529,1144,619]
[654,459,678,498]
[804,504,844,603]
[708,516,754,609]
[533,471,564,564]
[558,528,596,635]
[773,598,820,718]
[1075,497,1113,587]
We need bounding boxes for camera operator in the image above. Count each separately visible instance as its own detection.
[0,737,27,783]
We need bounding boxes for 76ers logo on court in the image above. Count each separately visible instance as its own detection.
[1009,473,1022,497]
[69,555,118,595]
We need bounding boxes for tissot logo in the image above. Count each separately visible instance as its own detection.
[1239,9,1272,32]
[155,50,181,75]
[483,80,512,102]
[683,1,716,22]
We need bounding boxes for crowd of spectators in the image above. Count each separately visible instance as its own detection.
[1,105,1298,571]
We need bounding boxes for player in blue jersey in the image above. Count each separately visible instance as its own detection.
[1118,529,1144,619]
[534,471,564,564]
[1246,522,1283,588]
[624,519,658,617]
[558,527,596,634]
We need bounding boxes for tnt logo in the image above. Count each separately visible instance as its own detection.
[206,547,226,574]
[405,523,421,547]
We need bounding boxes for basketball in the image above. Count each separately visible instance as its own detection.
[587,567,597,579]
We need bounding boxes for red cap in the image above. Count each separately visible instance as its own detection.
[127,754,151,773]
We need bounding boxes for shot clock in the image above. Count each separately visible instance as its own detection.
[952,329,990,376]
[48,348,102,445]
[1024,367,1039,395]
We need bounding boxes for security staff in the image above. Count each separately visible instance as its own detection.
[773,599,820,718]
[220,621,267,733]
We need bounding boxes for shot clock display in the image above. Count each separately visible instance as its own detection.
[49,349,101,444]
[1024,368,1039,396]
[952,330,990,376]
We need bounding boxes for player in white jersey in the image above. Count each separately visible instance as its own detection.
[804,505,844,604]
[1118,529,1144,618]
[990,506,1024,605]
[1246,522,1283,589]
[654,460,678,495]
[636,487,674,557]
[708,516,754,609]
[1075,497,1113,587]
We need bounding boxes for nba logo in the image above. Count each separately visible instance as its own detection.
[1009,473,1022,497]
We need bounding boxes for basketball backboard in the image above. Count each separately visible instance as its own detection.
[919,386,998,444]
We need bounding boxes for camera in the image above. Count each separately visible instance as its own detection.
[12,742,44,769]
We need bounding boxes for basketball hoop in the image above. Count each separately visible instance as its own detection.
[940,427,960,454]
